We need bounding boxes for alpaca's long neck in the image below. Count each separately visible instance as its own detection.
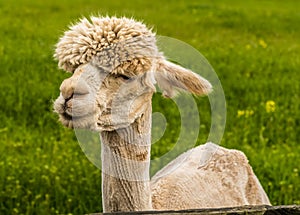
[100,106,152,212]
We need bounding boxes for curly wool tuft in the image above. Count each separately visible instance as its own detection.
[54,16,161,73]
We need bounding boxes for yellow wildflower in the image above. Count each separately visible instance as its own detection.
[245,110,254,117]
[237,110,245,117]
[259,39,267,48]
[245,44,251,50]
[266,100,276,113]
[237,109,254,118]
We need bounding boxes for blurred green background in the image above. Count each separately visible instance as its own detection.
[0,0,299,214]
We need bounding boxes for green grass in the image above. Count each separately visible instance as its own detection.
[0,0,299,214]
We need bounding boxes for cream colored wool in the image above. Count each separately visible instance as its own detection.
[54,16,159,73]
[151,142,270,210]
[53,16,271,212]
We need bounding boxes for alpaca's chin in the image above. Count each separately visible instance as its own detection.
[58,112,98,130]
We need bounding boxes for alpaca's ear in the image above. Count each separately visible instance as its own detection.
[154,59,212,98]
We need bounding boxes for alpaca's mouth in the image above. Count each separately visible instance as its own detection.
[54,96,97,130]
[62,111,91,121]
[62,112,87,121]
[62,112,72,121]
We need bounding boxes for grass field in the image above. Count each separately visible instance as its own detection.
[0,0,299,214]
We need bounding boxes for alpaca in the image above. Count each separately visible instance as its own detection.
[53,16,270,212]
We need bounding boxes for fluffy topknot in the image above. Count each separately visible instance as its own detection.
[54,16,160,73]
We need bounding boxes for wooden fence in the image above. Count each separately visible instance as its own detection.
[90,205,300,215]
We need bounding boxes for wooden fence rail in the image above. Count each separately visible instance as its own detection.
[90,205,300,215]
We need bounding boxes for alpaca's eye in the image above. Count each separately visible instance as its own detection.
[116,74,131,81]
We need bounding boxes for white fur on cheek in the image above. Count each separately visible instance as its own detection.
[96,74,155,131]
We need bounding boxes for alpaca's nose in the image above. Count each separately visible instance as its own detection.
[60,78,74,100]
[60,77,90,100]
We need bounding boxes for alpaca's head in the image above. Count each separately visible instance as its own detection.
[53,16,212,131]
